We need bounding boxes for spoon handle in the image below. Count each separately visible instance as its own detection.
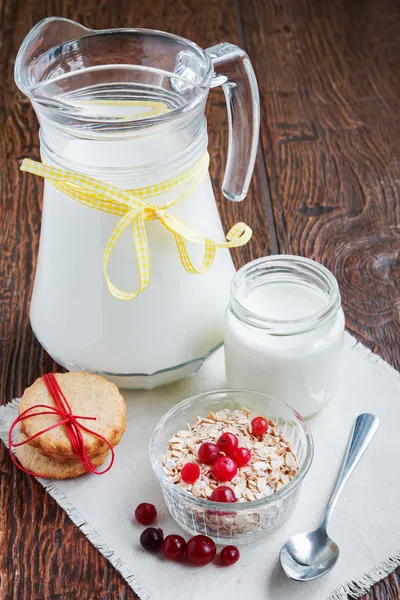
[321,413,379,529]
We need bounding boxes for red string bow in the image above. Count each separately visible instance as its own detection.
[8,372,115,478]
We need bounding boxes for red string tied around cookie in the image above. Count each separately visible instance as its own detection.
[8,372,115,478]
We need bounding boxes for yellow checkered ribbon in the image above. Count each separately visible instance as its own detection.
[20,154,252,300]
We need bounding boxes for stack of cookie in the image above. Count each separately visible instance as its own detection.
[15,372,126,479]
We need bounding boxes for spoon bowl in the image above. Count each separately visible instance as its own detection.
[279,527,339,581]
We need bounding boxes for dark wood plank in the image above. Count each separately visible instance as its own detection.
[239,0,400,598]
[0,0,273,599]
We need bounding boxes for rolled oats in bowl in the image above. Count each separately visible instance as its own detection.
[163,408,299,502]
[150,390,313,544]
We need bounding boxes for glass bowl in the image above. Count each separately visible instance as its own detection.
[150,389,313,544]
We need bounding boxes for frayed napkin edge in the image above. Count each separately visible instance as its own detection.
[328,550,400,599]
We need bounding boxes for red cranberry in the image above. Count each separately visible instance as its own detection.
[181,462,200,484]
[220,545,240,566]
[135,503,157,525]
[162,534,186,561]
[186,535,216,566]
[212,456,238,482]
[210,486,236,503]
[232,446,251,467]
[198,442,220,465]
[217,432,239,456]
[251,416,269,437]
[140,527,164,552]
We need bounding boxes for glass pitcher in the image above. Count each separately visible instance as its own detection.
[15,18,260,389]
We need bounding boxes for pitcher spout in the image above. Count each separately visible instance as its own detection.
[14,20,211,126]
[15,17,91,98]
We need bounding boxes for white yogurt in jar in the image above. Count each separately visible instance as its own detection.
[224,256,345,418]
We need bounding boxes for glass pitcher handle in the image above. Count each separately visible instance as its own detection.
[206,43,260,202]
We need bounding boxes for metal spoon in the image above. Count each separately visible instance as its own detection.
[280,412,379,582]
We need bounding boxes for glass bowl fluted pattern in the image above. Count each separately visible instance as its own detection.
[150,389,313,544]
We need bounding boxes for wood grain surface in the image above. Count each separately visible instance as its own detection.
[0,0,399,598]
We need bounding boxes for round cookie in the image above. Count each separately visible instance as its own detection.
[42,448,111,463]
[16,438,109,479]
[19,372,126,459]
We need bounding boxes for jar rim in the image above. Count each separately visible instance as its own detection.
[229,255,342,335]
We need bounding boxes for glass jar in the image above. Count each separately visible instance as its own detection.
[224,256,345,418]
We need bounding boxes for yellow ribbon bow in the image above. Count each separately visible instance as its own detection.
[21,153,252,300]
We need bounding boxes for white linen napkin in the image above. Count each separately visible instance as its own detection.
[1,333,399,600]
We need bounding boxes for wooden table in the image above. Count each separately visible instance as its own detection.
[1,0,399,598]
